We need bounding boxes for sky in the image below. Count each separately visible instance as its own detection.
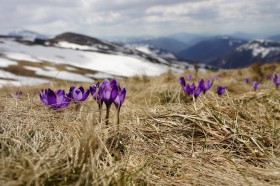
[0,0,280,38]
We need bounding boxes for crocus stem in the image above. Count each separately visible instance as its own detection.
[117,110,120,125]
[117,109,120,131]
[98,103,102,123]
[75,103,81,111]
[99,109,102,123]
[105,104,111,125]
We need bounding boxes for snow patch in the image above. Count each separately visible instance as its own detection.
[5,52,40,62]
[134,45,153,55]
[55,41,98,51]
[0,69,49,87]
[24,66,93,82]
[237,41,280,58]
[0,57,17,67]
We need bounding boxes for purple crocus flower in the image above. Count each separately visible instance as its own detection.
[39,88,71,110]
[244,78,250,84]
[252,81,260,91]
[178,77,186,89]
[217,86,226,96]
[114,86,126,110]
[99,79,118,125]
[198,79,213,93]
[100,79,118,107]
[193,87,202,98]
[114,85,126,125]
[267,74,273,79]
[186,74,192,81]
[10,91,22,98]
[205,79,213,90]
[273,74,280,88]
[90,82,99,98]
[178,77,203,98]
[90,82,101,106]
[184,83,196,95]
[90,82,104,122]
[68,86,90,103]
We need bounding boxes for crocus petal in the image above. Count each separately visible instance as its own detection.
[205,79,213,90]
[198,79,205,91]
[119,87,126,105]
[110,79,117,86]
[244,78,250,84]
[273,74,280,87]
[69,86,75,93]
[102,79,110,87]
[47,89,56,105]
[178,77,186,88]
[60,97,71,108]
[55,89,64,96]
[110,84,118,101]
[217,86,226,96]
[267,74,272,79]
[81,88,90,101]
[114,95,120,108]
[78,86,85,94]
[193,88,202,98]
[103,89,111,100]
[73,89,83,101]
[39,92,49,105]
[90,84,97,96]
[56,90,66,104]
[253,81,260,90]
[184,84,192,95]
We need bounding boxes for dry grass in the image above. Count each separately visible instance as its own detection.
[0,63,280,185]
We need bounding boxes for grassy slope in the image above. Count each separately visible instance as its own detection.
[0,63,280,185]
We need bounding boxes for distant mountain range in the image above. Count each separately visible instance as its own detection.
[109,31,280,69]
[210,40,280,68]
[175,35,280,68]
[176,36,246,64]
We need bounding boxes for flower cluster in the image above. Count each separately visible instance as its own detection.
[244,77,261,91]
[178,77,213,98]
[39,79,126,125]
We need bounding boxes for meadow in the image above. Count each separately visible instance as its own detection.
[0,63,280,185]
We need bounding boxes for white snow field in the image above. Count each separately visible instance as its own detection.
[0,38,181,87]
[0,38,170,77]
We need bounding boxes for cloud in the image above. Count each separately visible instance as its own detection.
[0,0,279,37]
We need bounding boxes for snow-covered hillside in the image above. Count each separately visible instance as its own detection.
[126,44,177,60]
[236,40,280,58]
[0,35,191,87]
[210,39,280,68]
